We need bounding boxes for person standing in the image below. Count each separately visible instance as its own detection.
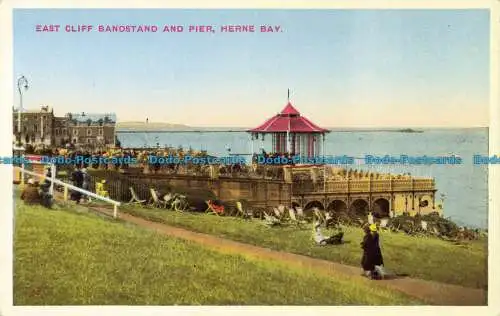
[39,167,54,208]
[81,168,90,202]
[70,167,84,204]
[360,224,384,279]
[41,166,51,192]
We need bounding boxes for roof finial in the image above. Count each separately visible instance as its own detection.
[287,89,290,102]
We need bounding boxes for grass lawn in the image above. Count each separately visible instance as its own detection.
[120,206,487,290]
[13,199,421,305]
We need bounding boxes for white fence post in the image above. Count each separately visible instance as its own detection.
[49,163,56,195]
[20,161,25,185]
[368,212,374,224]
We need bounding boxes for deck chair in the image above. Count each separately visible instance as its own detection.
[278,205,287,217]
[129,187,146,204]
[380,217,390,228]
[273,207,286,220]
[163,193,173,203]
[295,207,306,221]
[235,201,252,219]
[313,222,344,245]
[420,220,428,231]
[205,200,223,216]
[171,194,189,212]
[288,208,306,227]
[325,212,337,228]
[149,188,167,208]
[313,208,326,224]
[263,211,281,226]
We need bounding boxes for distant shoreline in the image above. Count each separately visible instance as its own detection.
[116,121,488,133]
[116,127,487,133]
[117,130,247,133]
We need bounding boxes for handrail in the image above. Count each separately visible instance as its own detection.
[14,166,121,218]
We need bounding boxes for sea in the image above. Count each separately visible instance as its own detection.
[116,128,489,229]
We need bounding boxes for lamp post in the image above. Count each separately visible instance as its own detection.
[17,75,29,146]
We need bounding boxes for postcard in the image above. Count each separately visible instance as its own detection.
[1,1,498,315]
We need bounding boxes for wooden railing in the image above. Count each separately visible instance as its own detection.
[15,166,121,218]
[293,177,435,194]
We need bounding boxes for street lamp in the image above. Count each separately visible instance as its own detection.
[17,75,29,146]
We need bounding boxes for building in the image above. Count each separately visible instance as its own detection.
[248,101,329,157]
[243,100,442,217]
[12,105,54,146]
[53,116,70,147]
[12,106,116,148]
[65,112,117,147]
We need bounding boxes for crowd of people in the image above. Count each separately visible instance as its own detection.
[20,168,54,209]
[19,146,259,180]
[19,145,309,182]
[25,146,212,170]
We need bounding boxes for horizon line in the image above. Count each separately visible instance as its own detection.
[116,126,489,131]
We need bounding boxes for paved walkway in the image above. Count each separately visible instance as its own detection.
[87,206,487,306]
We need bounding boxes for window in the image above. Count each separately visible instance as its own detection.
[55,128,60,136]
[73,129,78,136]
[99,128,103,136]
[62,128,67,135]
[87,129,92,136]
[34,125,38,133]
[419,200,429,207]
[87,138,92,143]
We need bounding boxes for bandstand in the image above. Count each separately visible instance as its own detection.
[248,101,329,158]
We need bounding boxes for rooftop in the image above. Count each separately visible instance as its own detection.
[248,102,329,133]
[66,112,117,123]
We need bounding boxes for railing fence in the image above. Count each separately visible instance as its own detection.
[15,164,121,218]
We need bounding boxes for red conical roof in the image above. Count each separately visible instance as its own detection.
[280,102,300,116]
[248,102,329,133]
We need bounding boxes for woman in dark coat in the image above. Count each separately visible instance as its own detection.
[70,168,84,203]
[361,224,384,278]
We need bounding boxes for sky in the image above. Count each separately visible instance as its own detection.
[13,9,490,128]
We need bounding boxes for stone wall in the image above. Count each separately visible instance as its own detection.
[91,171,293,208]
[90,166,441,216]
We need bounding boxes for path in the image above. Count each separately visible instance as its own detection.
[86,205,487,306]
